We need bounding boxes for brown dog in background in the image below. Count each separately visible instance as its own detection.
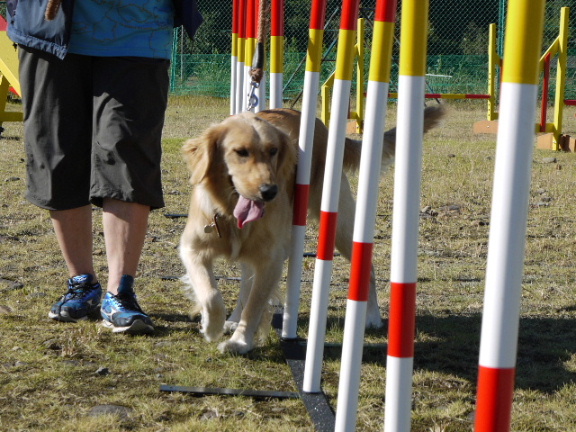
[179,106,445,354]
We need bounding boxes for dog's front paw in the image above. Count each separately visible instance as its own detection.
[218,338,252,355]
[201,317,224,342]
[200,309,226,342]
[197,290,227,341]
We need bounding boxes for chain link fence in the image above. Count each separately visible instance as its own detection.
[171,0,576,103]
[0,1,572,102]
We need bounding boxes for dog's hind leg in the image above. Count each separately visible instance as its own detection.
[335,175,384,329]
[224,263,253,334]
[180,247,226,342]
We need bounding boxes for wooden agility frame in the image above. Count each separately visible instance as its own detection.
[0,16,23,132]
[474,7,575,152]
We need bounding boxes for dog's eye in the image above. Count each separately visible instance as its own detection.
[235,148,249,157]
[269,147,278,157]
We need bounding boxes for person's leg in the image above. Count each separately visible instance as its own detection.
[18,47,100,321]
[48,205,102,322]
[100,198,154,333]
[50,205,96,279]
[93,57,169,334]
[102,198,150,294]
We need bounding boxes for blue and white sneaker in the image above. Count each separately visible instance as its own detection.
[101,275,154,334]
[48,274,102,322]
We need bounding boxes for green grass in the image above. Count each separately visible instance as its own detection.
[2,97,576,431]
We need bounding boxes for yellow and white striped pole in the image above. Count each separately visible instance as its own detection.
[385,1,428,431]
[269,0,284,108]
[244,0,257,111]
[282,0,327,340]
[302,0,359,394]
[334,1,397,430]
[475,1,545,431]
[230,0,239,114]
[235,0,247,114]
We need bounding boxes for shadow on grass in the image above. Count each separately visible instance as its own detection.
[320,313,576,394]
[152,312,196,323]
[154,309,576,394]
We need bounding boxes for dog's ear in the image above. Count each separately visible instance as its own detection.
[182,124,225,185]
[276,128,298,181]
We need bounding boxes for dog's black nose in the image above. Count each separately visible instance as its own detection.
[260,184,278,201]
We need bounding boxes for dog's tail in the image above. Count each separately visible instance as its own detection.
[343,104,446,172]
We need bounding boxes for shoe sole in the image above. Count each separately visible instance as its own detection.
[48,305,100,323]
[48,311,87,323]
[101,318,154,334]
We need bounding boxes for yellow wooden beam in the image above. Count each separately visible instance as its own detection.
[0,27,20,97]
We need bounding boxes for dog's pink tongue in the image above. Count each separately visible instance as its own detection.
[233,196,265,228]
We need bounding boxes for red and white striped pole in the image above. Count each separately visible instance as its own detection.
[269,0,284,109]
[384,1,428,431]
[302,0,360,394]
[474,1,545,431]
[334,1,397,430]
[230,0,239,114]
[282,0,328,340]
[235,0,247,114]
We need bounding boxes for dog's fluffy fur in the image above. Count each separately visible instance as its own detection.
[180,107,444,354]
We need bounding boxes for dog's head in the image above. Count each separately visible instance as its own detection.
[182,112,296,226]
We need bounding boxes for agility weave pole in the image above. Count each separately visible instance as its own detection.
[232,0,279,113]
[250,0,269,112]
[235,0,269,113]
[234,0,265,113]
[333,0,396,430]
[269,0,284,109]
[282,0,328,340]
[230,0,239,115]
[319,17,366,133]
[474,1,546,431]
[244,0,258,111]
[302,0,360,395]
[234,0,247,114]
[384,1,429,431]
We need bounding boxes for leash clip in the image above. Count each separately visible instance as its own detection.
[246,81,259,112]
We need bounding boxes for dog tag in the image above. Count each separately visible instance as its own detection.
[204,215,222,238]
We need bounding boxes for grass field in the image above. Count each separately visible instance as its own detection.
[2,97,576,431]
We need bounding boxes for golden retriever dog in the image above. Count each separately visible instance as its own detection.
[180,106,444,354]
